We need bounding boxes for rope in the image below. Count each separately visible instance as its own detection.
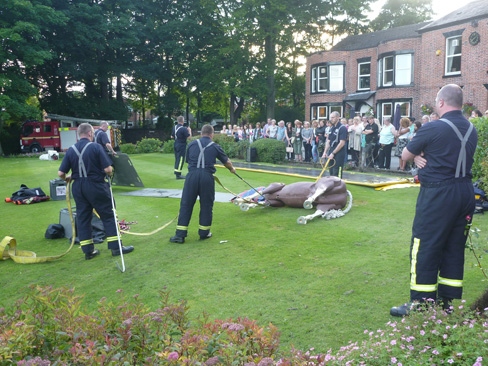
[316,158,335,182]
[322,190,353,220]
[120,216,177,236]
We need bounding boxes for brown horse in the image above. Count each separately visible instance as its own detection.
[234,176,351,224]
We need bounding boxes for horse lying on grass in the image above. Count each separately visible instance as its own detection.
[234,176,352,224]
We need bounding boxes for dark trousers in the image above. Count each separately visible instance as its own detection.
[378,143,393,169]
[410,179,474,301]
[72,178,121,253]
[174,142,187,176]
[364,142,375,167]
[329,149,345,179]
[176,170,215,238]
[303,142,312,162]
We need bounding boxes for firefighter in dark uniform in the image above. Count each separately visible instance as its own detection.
[390,84,477,316]
[171,115,191,179]
[58,123,134,260]
[322,111,347,179]
[94,121,117,155]
[170,124,236,244]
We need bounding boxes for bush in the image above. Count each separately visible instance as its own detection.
[252,138,286,164]
[119,143,137,154]
[3,286,488,365]
[472,117,488,190]
[211,134,237,157]
[161,139,175,154]
[1,286,281,365]
[136,138,162,153]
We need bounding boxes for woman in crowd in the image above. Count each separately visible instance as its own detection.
[315,120,326,158]
[349,116,362,166]
[246,123,254,142]
[253,122,263,140]
[285,121,295,161]
[377,117,396,170]
[394,117,411,171]
[293,120,303,162]
[311,120,319,164]
[301,121,313,163]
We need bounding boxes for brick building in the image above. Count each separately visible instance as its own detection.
[305,0,488,123]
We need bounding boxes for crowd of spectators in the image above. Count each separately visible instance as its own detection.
[219,114,448,171]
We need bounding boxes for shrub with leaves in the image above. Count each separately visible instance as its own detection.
[119,143,137,154]
[0,286,281,365]
[471,117,488,191]
[211,134,239,158]
[252,138,286,164]
[161,139,175,154]
[136,138,162,153]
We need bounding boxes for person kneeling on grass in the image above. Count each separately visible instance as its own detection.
[170,124,236,244]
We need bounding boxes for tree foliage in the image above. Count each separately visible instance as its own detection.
[1,0,378,155]
[370,0,433,31]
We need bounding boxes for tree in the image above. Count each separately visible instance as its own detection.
[370,0,433,31]
[0,0,67,154]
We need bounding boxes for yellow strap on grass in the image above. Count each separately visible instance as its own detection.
[120,215,177,236]
[0,180,76,264]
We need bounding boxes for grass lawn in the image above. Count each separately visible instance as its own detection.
[1,153,488,353]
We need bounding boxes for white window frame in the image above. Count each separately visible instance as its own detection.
[382,56,394,86]
[329,65,344,92]
[358,62,371,90]
[379,54,412,87]
[311,64,344,93]
[382,103,393,124]
[311,105,343,121]
[395,54,412,85]
[445,36,462,75]
[311,67,317,93]
[317,66,328,92]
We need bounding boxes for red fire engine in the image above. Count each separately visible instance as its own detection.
[20,114,119,153]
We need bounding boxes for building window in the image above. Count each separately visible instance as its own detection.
[379,101,411,124]
[395,54,412,85]
[311,64,344,93]
[445,36,461,75]
[318,66,328,92]
[383,56,394,86]
[382,103,393,122]
[379,53,412,87]
[311,105,343,120]
[311,68,317,93]
[358,62,371,90]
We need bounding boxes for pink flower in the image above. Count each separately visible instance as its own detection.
[168,351,179,360]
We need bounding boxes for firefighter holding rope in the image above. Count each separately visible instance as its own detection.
[58,123,134,260]
[170,124,236,244]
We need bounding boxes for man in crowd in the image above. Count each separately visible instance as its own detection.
[322,111,347,178]
[430,112,440,121]
[362,115,379,168]
[171,115,191,180]
[58,123,134,260]
[170,124,236,244]
[390,84,477,316]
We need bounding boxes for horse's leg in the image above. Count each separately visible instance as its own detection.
[297,209,325,224]
[303,186,327,209]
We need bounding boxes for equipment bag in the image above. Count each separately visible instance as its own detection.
[6,184,50,205]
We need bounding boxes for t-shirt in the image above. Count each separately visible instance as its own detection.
[364,122,378,144]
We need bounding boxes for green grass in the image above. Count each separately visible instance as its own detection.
[1,153,488,353]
